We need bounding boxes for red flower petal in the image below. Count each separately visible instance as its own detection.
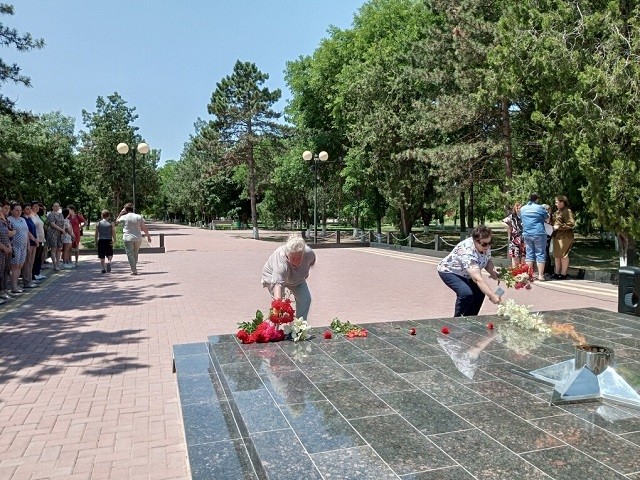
[487,322,494,330]
[409,328,416,335]
[323,330,332,339]
[441,326,450,335]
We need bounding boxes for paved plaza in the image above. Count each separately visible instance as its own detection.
[0,223,629,479]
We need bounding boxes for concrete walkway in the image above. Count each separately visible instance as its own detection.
[0,223,620,479]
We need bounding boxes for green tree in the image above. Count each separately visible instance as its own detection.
[0,3,44,115]
[79,93,158,213]
[493,0,640,263]
[208,60,282,239]
[0,111,77,204]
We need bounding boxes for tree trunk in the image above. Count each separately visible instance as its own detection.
[421,208,433,234]
[459,191,466,233]
[247,136,259,240]
[501,97,513,183]
[467,183,474,229]
[618,232,637,266]
[399,205,412,238]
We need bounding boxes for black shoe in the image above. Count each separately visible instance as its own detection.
[559,274,568,280]
[552,274,561,280]
[101,269,106,274]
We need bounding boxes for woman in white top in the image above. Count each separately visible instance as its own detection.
[262,235,316,321]
[116,203,152,275]
[437,225,501,317]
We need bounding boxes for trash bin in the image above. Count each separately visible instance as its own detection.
[234,220,241,229]
[618,267,640,316]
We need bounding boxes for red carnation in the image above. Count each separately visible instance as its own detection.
[237,330,251,344]
[441,326,450,335]
[409,328,416,335]
[487,322,494,330]
[323,330,332,339]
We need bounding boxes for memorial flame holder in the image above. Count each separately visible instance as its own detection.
[512,344,640,408]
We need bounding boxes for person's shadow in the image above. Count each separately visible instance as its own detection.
[437,332,501,380]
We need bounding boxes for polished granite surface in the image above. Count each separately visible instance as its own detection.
[173,308,640,479]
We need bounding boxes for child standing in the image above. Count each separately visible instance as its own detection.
[95,210,116,274]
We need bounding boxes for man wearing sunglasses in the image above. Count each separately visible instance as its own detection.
[437,225,502,317]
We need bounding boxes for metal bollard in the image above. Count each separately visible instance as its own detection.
[336,230,341,243]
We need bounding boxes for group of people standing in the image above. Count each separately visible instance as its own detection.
[503,193,575,281]
[0,201,85,304]
[0,199,153,306]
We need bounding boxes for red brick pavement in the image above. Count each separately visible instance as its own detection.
[0,223,619,479]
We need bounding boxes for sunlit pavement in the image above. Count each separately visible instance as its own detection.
[0,223,622,478]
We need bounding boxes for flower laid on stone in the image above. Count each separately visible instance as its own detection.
[497,264,534,290]
[236,299,308,344]
[323,330,333,339]
[497,299,551,333]
[288,316,310,342]
[330,317,368,338]
[409,327,416,335]
[441,326,450,335]
[487,322,494,330]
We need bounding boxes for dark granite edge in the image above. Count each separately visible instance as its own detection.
[208,341,268,479]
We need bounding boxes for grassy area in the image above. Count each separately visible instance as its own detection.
[79,225,126,249]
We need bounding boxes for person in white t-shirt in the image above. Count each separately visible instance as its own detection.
[115,203,152,275]
[261,235,316,321]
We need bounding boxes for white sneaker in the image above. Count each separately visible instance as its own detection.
[35,274,46,281]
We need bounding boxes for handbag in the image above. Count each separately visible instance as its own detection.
[544,222,554,237]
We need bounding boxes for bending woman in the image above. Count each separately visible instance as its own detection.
[261,235,316,321]
[437,225,501,317]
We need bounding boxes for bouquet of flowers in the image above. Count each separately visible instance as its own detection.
[287,317,311,342]
[237,299,309,344]
[269,298,295,325]
[497,299,551,333]
[497,264,534,290]
[330,318,368,338]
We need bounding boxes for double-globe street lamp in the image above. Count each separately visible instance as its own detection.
[302,150,329,243]
[116,142,150,212]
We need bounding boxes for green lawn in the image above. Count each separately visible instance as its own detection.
[79,225,126,249]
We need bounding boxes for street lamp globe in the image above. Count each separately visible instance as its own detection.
[318,151,328,161]
[302,150,313,162]
[137,143,150,155]
[116,143,129,155]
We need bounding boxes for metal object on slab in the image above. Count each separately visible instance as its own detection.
[513,344,640,408]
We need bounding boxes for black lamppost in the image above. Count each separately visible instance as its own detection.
[116,142,149,211]
[302,150,328,243]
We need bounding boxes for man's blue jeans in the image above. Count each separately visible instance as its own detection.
[438,271,485,317]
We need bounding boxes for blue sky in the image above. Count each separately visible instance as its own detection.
[3,1,367,164]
